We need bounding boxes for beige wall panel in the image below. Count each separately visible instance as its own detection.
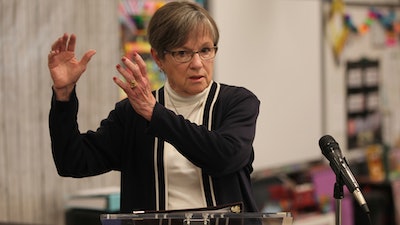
[0,0,121,224]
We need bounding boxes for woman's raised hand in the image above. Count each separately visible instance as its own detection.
[48,33,96,101]
[113,53,156,121]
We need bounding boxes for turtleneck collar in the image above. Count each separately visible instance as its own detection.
[164,80,213,107]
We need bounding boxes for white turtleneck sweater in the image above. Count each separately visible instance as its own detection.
[163,80,212,210]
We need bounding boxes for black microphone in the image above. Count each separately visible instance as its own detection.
[318,135,370,214]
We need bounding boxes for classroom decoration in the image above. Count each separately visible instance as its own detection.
[325,0,349,64]
[344,8,399,46]
[325,0,400,64]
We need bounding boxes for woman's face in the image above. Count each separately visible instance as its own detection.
[152,33,215,97]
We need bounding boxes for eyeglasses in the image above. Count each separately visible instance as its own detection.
[164,46,218,63]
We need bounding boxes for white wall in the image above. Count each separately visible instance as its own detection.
[210,0,323,170]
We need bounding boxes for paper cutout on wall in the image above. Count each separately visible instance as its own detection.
[325,0,400,65]
[325,0,348,65]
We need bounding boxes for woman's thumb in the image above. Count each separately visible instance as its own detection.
[80,49,96,66]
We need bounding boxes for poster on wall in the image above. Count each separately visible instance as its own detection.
[118,0,207,98]
[346,58,382,150]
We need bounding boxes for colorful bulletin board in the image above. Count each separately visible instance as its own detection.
[118,0,207,97]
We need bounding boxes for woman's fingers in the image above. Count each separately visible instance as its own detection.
[121,53,148,82]
[115,63,134,87]
[50,36,61,51]
[114,54,155,121]
[60,34,68,51]
[112,76,129,91]
[131,52,148,77]
[115,54,152,93]
[121,57,140,81]
[50,33,76,52]
[67,34,76,52]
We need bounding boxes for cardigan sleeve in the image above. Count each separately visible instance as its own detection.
[146,85,260,177]
[49,87,124,177]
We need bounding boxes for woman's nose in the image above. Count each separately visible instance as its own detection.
[190,53,203,67]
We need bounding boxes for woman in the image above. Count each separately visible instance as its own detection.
[48,1,260,213]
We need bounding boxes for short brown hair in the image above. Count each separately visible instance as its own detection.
[147,1,219,59]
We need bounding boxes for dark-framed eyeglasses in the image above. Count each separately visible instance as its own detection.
[164,46,218,63]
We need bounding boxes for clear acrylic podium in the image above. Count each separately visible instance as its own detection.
[100,211,293,225]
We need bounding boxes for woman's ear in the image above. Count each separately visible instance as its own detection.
[151,48,163,70]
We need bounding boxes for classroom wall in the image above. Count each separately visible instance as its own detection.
[0,1,121,224]
[1,0,399,225]
[0,1,324,224]
[0,1,324,223]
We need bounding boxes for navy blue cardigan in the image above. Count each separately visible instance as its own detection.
[49,82,260,212]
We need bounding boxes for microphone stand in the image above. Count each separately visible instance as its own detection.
[333,174,345,225]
